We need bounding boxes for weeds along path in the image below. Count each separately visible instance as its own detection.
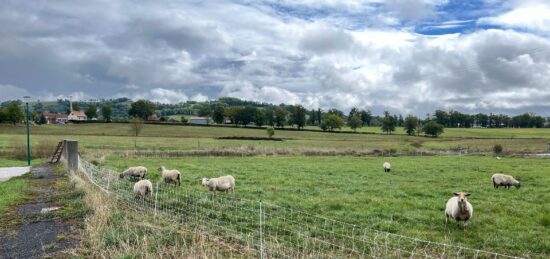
[0,164,84,259]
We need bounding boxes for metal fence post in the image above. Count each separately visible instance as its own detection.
[154,181,159,219]
[259,200,264,259]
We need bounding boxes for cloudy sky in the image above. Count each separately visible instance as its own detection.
[1,0,550,115]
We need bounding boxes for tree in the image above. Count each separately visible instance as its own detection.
[434,110,449,127]
[327,108,344,118]
[360,110,372,126]
[236,106,257,126]
[129,100,155,120]
[129,117,144,148]
[307,109,317,125]
[85,103,97,119]
[266,126,275,138]
[265,108,275,126]
[380,111,396,134]
[197,104,212,117]
[212,104,225,124]
[348,107,359,123]
[422,120,444,137]
[320,114,344,131]
[5,103,24,125]
[274,107,287,128]
[348,114,362,132]
[72,102,80,111]
[404,115,419,136]
[254,109,266,127]
[289,105,307,129]
[102,105,113,122]
[224,106,242,126]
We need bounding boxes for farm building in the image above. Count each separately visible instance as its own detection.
[189,116,210,125]
[40,112,68,124]
[147,114,161,121]
[68,111,87,121]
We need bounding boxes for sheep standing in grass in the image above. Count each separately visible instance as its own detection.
[134,179,153,199]
[492,173,520,189]
[119,166,148,180]
[158,166,181,186]
[383,162,391,173]
[445,192,473,230]
[201,175,235,193]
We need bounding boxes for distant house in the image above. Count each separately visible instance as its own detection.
[41,112,68,124]
[189,117,210,125]
[147,114,161,121]
[68,111,87,121]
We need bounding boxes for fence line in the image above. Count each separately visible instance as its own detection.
[77,158,522,259]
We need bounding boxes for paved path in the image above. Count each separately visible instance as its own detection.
[0,165,78,259]
[0,167,31,182]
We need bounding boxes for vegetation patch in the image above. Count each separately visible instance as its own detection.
[217,136,284,141]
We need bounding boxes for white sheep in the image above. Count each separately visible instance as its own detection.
[492,173,520,189]
[119,166,148,180]
[383,162,391,172]
[158,166,181,186]
[445,192,473,230]
[133,179,153,199]
[201,175,235,193]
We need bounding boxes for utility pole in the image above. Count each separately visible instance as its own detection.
[23,96,31,166]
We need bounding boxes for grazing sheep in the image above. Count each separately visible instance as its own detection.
[157,166,181,186]
[119,166,148,180]
[445,192,473,230]
[492,173,520,189]
[383,162,391,173]
[133,179,153,199]
[496,156,501,160]
[201,175,235,193]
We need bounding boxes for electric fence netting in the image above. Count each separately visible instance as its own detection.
[78,158,522,259]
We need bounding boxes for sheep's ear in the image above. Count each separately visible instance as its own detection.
[465,193,471,196]
[453,192,460,196]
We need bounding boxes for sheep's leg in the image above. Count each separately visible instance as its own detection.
[464,220,469,231]
[445,213,448,225]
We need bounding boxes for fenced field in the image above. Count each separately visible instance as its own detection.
[81,155,550,258]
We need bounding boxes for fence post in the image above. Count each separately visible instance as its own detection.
[106,169,111,190]
[154,181,159,219]
[259,200,264,259]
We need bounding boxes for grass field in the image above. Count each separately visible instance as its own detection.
[101,155,550,257]
[0,177,28,217]
[1,124,549,155]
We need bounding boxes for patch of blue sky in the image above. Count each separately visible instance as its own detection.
[416,0,504,35]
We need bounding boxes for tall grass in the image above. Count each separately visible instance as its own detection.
[2,140,58,161]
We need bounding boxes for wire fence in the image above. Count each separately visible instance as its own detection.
[77,158,522,259]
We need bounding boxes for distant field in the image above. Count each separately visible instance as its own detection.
[0,124,549,155]
[101,155,550,257]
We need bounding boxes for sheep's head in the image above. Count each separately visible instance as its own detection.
[201,178,209,186]
[453,192,471,208]
[157,166,165,172]
[119,173,124,179]
[514,180,521,189]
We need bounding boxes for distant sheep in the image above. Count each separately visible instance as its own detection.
[201,175,235,193]
[133,179,153,198]
[445,192,473,230]
[492,173,520,189]
[383,162,391,172]
[496,156,501,160]
[158,166,181,186]
[119,166,148,180]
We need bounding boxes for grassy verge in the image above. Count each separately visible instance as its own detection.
[0,177,29,217]
[0,157,43,167]
[69,168,244,257]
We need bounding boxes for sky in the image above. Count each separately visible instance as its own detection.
[1,0,550,116]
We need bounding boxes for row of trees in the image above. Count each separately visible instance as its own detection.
[431,110,546,128]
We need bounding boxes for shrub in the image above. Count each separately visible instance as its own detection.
[493,144,503,155]
[266,127,275,138]
[422,121,444,137]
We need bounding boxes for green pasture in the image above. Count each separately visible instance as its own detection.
[103,155,549,257]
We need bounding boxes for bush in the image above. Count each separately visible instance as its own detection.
[422,121,444,137]
[266,127,275,138]
[493,144,503,155]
